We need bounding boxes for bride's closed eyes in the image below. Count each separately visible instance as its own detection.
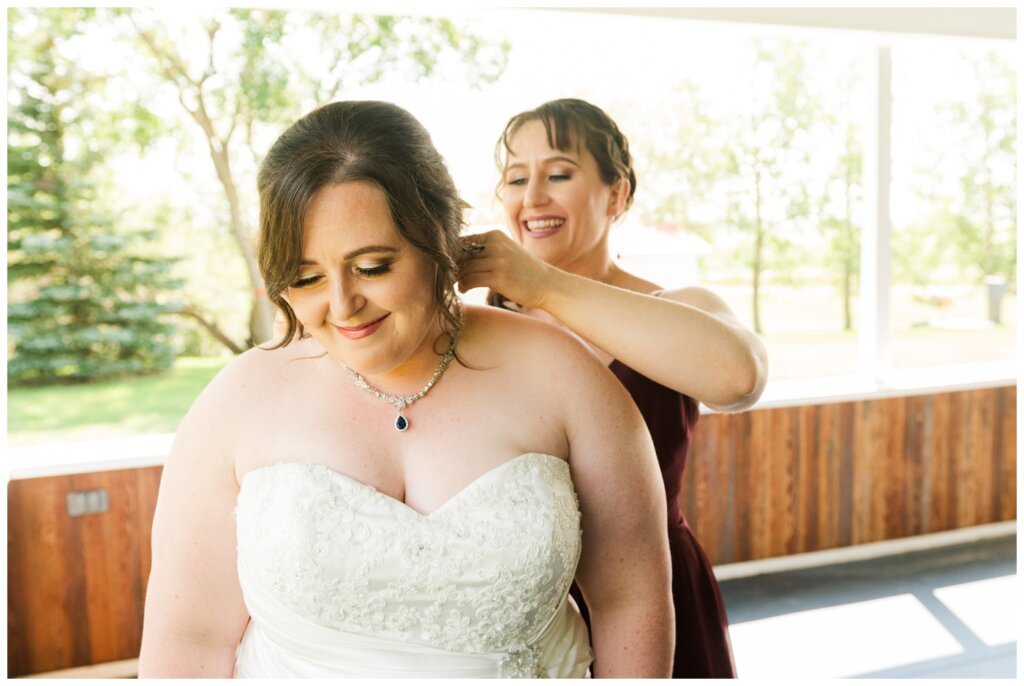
[354,263,391,278]
[291,274,322,289]
[290,262,393,289]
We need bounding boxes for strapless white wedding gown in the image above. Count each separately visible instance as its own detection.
[233,452,592,677]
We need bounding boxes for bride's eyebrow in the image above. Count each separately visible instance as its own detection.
[298,245,399,265]
[344,245,399,260]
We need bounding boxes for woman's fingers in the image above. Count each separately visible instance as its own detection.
[456,230,548,307]
[462,235,486,255]
[457,236,491,292]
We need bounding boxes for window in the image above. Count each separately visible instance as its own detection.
[888,38,1016,374]
[401,8,1015,399]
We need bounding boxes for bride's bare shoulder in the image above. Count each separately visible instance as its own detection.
[460,304,605,376]
[196,335,325,403]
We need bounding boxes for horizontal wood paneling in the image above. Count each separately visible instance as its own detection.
[7,466,162,677]
[683,385,1017,565]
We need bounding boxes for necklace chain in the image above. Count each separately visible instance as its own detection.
[340,338,457,432]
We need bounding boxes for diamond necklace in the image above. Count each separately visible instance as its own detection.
[339,338,457,432]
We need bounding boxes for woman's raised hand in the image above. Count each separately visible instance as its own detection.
[457,229,555,310]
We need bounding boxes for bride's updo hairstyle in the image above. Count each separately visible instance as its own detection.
[258,100,468,349]
[495,98,637,212]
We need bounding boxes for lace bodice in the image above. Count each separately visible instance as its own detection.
[235,453,583,665]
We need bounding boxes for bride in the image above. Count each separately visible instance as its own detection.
[137,100,673,677]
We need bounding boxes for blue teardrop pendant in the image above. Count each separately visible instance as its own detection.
[395,413,409,432]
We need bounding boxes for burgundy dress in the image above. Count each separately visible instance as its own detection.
[569,359,737,678]
[487,291,736,677]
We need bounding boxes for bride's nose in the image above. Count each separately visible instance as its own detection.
[329,277,364,322]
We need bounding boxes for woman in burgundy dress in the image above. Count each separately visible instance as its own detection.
[459,98,767,678]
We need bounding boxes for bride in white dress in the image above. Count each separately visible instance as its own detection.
[138,101,673,677]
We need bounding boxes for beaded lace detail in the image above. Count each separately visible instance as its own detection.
[235,453,581,659]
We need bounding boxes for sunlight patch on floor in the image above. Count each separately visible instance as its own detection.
[933,574,1017,647]
[729,593,964,678]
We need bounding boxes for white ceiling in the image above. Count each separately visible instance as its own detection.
[560,7,1015,41]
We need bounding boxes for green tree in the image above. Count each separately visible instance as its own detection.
[7,8,184,385]
[124,8,509,349]
[942,50,1016,283]
[721,39,820,333]
[892,211,957,287]
[633,80,730,240]
[815,65,863,331]
[895,49,1015,323]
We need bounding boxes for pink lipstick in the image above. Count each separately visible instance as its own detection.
[335,313,389,340]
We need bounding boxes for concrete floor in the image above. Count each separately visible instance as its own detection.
[718,535,1017,679]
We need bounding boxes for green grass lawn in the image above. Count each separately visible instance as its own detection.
[7,356,231,446]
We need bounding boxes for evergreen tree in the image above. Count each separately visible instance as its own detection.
[7,8,183,385]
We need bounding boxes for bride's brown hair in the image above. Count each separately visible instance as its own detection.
[258,100,468,349]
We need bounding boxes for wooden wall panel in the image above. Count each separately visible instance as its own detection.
[998,387,1017,521]
[7,466,162,677]
[683,385,1017,565]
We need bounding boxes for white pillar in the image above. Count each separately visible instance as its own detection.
[860,43,892,385]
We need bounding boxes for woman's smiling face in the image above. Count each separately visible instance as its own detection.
[283,180,440,381]
[500,119,626,269]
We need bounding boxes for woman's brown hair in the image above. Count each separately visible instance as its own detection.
[494,97,636,210]
[488,98,636,310]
